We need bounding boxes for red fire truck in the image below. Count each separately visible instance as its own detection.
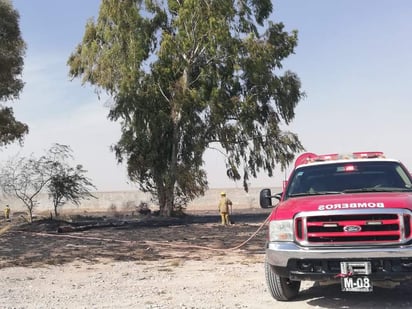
[260,151,412,301]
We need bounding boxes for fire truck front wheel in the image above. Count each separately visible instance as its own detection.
[265,258,300,301]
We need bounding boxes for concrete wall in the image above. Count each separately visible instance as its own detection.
[2,186,283,215]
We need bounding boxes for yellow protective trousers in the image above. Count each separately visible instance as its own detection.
[220,212,230,225]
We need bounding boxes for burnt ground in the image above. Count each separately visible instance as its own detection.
[0,208,272,269]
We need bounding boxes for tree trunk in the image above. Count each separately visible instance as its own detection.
[161,197,173,217]
[157,100,180,217]
[158,181,175,217]
[157,70,186,217]
[28,206,33,223]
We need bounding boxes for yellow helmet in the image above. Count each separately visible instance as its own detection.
[220,191,226,196]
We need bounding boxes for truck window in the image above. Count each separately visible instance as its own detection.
[285,161,412,199]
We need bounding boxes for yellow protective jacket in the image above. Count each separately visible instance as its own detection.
[218,197,232,213]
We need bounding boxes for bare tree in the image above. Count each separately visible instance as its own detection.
[0,144,96,222]
[0,154,52,222]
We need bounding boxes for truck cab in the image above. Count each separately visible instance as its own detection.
[261,152,412,301]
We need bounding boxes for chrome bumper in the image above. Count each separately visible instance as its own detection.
[266,242,412,267]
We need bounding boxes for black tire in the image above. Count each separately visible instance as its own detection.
[265,258,301,301]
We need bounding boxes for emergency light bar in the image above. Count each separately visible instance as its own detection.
[352,152,384,159]
[294,151,385,167]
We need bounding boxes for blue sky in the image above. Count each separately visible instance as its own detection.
[3,0,412,191]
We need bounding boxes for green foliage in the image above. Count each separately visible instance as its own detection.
[48,164,96,217]
[0,107,29,146]
[68,0,305,216]
[0,0,28,145]
[0,0,25,100]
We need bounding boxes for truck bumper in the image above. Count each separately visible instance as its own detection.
[266,242,412,281]
[267,242,412,266]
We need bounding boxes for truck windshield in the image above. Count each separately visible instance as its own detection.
[285,161,412,199]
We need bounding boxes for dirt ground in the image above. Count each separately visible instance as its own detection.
[1,208,412,308]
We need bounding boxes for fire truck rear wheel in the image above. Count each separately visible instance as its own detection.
[265,258,300,301]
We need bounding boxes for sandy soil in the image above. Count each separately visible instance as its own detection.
[1,208,412,308]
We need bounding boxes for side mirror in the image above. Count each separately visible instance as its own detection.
[260,188,282,208]
[260,188,272,208]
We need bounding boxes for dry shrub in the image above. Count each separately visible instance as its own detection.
[122,200,136,211]
[137,202,151,216]
[108,203,123,218]
[108,203,117,213]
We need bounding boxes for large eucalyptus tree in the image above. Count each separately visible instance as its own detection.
[68,0,304,216]
[0,0,29,146]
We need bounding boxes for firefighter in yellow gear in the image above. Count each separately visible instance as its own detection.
[218,192,232,225]
[4,205,10,221]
